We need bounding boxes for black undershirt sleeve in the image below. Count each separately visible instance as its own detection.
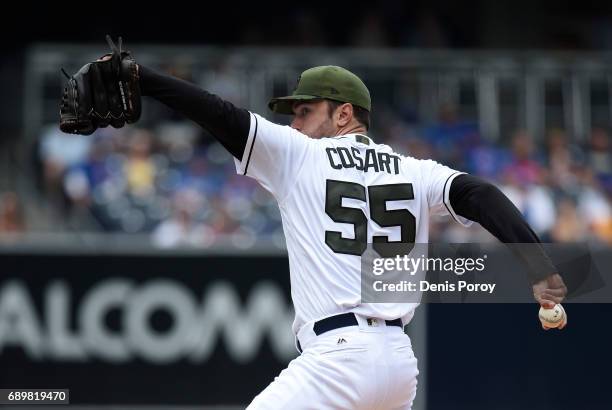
[138,65,250,159]
[449,174,556,282]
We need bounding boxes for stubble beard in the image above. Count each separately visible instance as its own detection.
[308,118,337,139]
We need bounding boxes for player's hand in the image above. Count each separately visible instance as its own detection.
[532,273,567,308]
[532,273,567,330]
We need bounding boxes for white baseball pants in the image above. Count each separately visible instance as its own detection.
[247,315,419,410]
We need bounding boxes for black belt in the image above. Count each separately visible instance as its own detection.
[297,313,403,353]
[314,312,402,335]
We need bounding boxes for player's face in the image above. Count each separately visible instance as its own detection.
[291,101,337,139]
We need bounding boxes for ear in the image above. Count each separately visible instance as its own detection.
[336,103,354,127]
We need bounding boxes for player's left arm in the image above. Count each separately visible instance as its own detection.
[138,65,311,201]
[448,174,567,326]
[139,65,250,159]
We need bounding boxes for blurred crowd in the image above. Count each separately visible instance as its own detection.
[1,99,604,248]
[27,122,284,248]
[464,129,612,244]
[384,105,612,245]
[1,62,611,249]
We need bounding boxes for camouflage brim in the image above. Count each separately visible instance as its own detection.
[268,94,322,115]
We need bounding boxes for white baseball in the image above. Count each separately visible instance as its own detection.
[538,304,565,328]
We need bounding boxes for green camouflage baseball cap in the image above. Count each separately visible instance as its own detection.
[268,65,371,114]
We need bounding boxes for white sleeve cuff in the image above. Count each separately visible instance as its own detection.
[443,172,474,227]
[234,112,258,176]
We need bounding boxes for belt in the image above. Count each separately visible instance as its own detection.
[314,312,402,335]
[297,313,403,353]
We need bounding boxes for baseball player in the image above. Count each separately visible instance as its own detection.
[60,39,567,409]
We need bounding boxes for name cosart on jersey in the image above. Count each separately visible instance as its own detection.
[326,147,401,174]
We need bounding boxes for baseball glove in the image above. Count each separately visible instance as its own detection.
[59,35,141,135]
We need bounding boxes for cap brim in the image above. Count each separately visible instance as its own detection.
[268,95,321,114]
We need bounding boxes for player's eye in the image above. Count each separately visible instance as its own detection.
[301,107,309,116]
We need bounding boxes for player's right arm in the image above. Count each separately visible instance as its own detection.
[422,160,567,323]
[448,174,567,315]
[139,65,311,200]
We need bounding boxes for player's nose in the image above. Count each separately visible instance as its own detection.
[290,117,301,131]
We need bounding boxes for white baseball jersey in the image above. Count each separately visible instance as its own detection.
[235,112,471,335]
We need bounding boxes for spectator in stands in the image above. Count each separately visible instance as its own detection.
[551,197,588,243]
[545,128,580,193]
[152,188,213,248]
[504,130,544,185]
[422,102,480,168]
[575,167,612,244]
[500,130,555,237]
[63,131,114,207]
[38,125,92,211]
[124,129,157,198]
[0,191,25,233]
[587,127,612,194]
